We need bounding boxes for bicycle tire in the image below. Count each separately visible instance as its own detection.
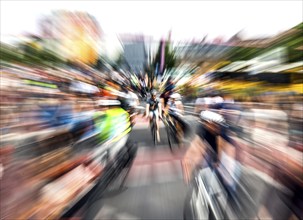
[154,117,157,146]
[152,116,157,146]
[184,179,211,220]
[167,121,179,152]
[166,124,173,151]
[170,114,183,144]
[151,120,154,143]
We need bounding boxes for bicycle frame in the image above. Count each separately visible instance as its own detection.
[162,113,180,151]
[150,111,158,146]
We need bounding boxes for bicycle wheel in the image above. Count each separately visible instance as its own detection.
[166,127,173,151]
[167,120,179,152]
[166,122,172,151]
[151,116,157,146]
[169,114,183,147]
[184,178,210,220]
[153,117,158,146]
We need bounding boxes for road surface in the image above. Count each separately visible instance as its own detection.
[84,115,197,220]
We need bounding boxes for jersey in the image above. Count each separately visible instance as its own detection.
[148,98,160,111]
[93,108,131,142]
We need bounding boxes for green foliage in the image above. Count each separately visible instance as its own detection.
[115,53,125,66]
[294,22,303,30]
[227,47,263,61]
[1,41,66,68]
[153,40,177,74]
[1,43,24,63]
[178,83,198,98]
[226,22,303,63]
[164,43,177,70]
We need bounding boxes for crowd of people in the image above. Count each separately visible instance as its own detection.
[0,59,302,219]
[0,62,141,219]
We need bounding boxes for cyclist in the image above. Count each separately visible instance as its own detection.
[182,110,233,183]
[145,90,162,142]
[119,87,139,127]
[167,93,184,115]
[165,93,186,144]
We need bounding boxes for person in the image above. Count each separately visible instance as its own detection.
[160,77,175,110]
[160,90,172,110]
[194,92,213,113]
[118,87,138,110]
[145,89,162,142]
[166,93,187,143]
[124,88,139,127]
[93,99,131,144]
[165,76,175,92]
[182,110,234,183]
[127,89,139,109]
[217,91,243,136]
[167,93,184,115]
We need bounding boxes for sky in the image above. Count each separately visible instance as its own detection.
[1,0,302,56]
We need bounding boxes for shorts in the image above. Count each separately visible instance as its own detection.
[149,110,159,119]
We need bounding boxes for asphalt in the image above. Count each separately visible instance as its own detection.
[83,115,198,220]
[81,113,297,220]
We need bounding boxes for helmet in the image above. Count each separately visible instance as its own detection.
[170,93,181,100]
[151,89,157,96]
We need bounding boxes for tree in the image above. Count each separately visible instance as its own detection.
[152,39,177,79]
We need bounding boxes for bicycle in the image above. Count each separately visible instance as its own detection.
[150,111,158,146]
[162,111,182,152]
